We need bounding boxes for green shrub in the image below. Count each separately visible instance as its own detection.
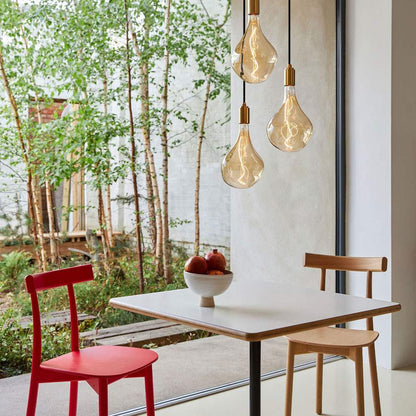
[0,251,35,293]
[1,250,188,377]
[0,309,73,378]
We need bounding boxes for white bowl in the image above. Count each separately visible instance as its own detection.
[184,270,233,307]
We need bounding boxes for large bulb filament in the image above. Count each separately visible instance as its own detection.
[232,0,277,84]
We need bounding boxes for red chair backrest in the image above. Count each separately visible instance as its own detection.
[25,264,94,293]
[25,264,94,368]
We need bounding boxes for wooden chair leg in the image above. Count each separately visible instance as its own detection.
[98,378,108,416]
[285,341,296,416]
[144,367,156,416]
[368,344,382,416]
[69,381,78,416]
[353,348,365,416]
[316,353,324,415]
[26,376,39,416]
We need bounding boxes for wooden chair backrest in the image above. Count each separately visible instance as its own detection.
[304,253,388,330]
[25,264,94,368]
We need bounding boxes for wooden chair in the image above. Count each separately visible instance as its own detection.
[284,253,388,416]
[25,264,158,416]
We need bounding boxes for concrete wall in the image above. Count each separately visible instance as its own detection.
[347,0,416,369]
[230,0,416,370]
[230,0,336,288]
[346,0,393,368]
[391,0,416,369]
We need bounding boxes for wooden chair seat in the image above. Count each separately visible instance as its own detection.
[287,327,379,349]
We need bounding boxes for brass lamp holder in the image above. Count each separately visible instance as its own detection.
[239,102,250,124]
[249,0,259,15]
[284,64,295,86]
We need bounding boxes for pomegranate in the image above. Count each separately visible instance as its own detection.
[184,256,208,274]
[205,249,226,271]
[207,269,224,275]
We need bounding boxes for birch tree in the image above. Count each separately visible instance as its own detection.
[193,0,231,255]
[0,2,48,270]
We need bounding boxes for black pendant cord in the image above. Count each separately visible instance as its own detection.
[288,0,291,65]
[243,0,246,103]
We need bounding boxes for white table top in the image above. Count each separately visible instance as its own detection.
[110,281,400,342]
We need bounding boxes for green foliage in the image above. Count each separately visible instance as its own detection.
[0,0,230,229]
[0,309,73,378]
[0,248,188,378]
[0,194,32,246]
[0,251,35,293]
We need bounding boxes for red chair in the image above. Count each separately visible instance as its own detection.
[25,264,158,416]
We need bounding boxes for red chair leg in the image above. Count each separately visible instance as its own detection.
[69,381,78,416]
[26,375,39,416]
[98,378,108,416]
[144,367,155,416]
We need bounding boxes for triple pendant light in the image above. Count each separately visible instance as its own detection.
[222,0,313,189]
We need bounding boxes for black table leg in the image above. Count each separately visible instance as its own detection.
[250,341,261,416]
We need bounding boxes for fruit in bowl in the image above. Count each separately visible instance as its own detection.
[184,256,208,274]
[205,249,226,271]
[183,249,232,307]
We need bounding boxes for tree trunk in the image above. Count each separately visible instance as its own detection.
[194,54,216,256]
[160,0,172,283]
[45,176,59,264]
[125,1,145,292]
[194,6,229,255]
[129,26,156,254]
[97,187,110,261]
[144,151,156,254]
[102,75,114,248]
[17,12,59,265]
[106,184,114,247]
[27,172,40,263]
[0,43,48,271]
[130,24,163,276]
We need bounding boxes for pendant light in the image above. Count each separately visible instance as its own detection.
[267,0,313,152]
[222,1,264,189]
[232,0,277,84]
[222,102,264,188]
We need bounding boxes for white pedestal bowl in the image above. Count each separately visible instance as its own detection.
[184,271,233,307]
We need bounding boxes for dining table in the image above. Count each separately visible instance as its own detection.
[110,280,401,416]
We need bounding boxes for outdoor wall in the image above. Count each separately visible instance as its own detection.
[347,0,416,369]
[78,0,232,251]
[230,0,336,288]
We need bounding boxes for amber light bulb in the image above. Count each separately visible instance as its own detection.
[267,65,313,152]
[222,103,264,189]
[232,0,277,84]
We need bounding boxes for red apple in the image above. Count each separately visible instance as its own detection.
[207,269,224,275]
[184,256,208,274]
[205,249,226,271]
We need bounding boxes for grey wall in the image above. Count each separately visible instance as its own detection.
[391,0,416,370]
[230,0,336,288]
[347,0,416,369]
[346,0,393,368]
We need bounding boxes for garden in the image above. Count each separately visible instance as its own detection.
[0,0,230,379]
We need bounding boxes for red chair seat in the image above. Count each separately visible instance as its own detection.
[41,345,158,378]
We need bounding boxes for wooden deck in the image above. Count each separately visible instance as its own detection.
[81,319,207,348]
[0,231,120,258]
[19,310,96,329]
